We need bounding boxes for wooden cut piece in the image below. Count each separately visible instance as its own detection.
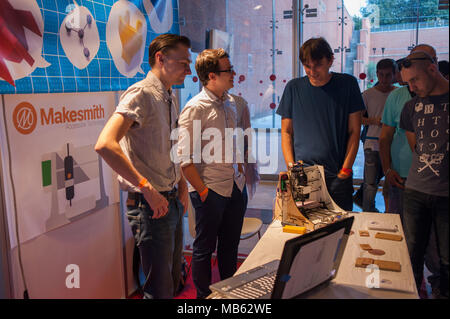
[359,230,370,237]
[375,232,403,241]
[355,257,401,272]
[374,260,401,272]
[355,257,374,268]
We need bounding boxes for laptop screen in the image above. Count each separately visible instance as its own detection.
[272,216,354,299]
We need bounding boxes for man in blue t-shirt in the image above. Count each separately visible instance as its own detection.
[276,37,365,211]
[399,51,449,298]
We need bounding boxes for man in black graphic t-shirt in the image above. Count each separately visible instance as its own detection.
[399,51,449,298]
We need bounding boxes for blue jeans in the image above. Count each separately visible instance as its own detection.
[126,195,184,299]
[325,174,354,211]
[190,183,246,299]
[389,182,439,289]
[362,149,384,212]
[387,183,405,219]
[403,188,449,298]
[425,224,441,292]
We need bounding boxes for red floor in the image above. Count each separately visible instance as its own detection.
[128,254,244,299]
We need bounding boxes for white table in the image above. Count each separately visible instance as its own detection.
[232,212,418,299]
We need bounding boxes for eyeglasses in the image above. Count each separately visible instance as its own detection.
[216,66,234,74]
[398,57,435,71]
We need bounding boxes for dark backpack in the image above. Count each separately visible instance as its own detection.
[360,124,369,143]
[360,110,369,144]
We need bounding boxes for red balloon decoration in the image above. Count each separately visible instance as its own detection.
[239,75,245,82]
[359,73,367,80]
[270,103,276,109]
[259,80,263,84]
[260,93,263,96]
[270,74,276,81]
[193,76,198,82]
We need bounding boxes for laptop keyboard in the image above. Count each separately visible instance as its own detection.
[229,271,277,299]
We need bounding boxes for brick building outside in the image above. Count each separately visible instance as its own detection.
[178,0,449,125]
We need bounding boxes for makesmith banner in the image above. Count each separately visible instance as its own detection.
[0,0,179,94]
[0,92,119,245]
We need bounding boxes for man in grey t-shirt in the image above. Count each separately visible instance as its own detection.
[399,50,449,298]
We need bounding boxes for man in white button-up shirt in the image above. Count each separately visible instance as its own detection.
[178,49,246,299]
[95,34,191,299]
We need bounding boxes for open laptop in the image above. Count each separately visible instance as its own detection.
[209,216,354,299]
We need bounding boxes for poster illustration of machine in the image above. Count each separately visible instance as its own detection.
[0,92,118,245]
[41,142,110,231]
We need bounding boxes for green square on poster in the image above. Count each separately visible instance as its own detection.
[42,160,52,187]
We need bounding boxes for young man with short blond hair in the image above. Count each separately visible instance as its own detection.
[178,48,246,299]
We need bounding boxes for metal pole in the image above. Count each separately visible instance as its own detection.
[293,0,300,78]
[415,0,420,45]
[299,0,304,77]
[272,0,276,128]
[0,131,13,298]
[341,0,344,73]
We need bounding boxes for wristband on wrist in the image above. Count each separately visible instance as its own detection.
[138,177,148,189]
[340,167,352,176]
[199,187,208,197]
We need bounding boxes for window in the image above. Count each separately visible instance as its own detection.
[178,0,449,181]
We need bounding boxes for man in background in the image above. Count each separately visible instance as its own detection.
[438,60,449,80]
[230,93,260,202]
[360,59,396,212]
[178,49,246,299]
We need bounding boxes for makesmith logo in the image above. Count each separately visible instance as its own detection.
[13,102,37,135]
[13,102,105,135]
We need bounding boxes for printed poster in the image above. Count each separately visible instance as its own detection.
[0,0,180,94]
[0,91,119,245]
